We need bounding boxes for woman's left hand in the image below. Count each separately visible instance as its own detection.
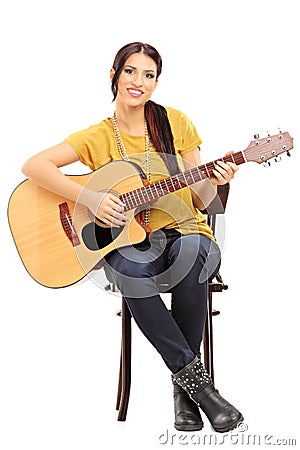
[210,151,238,185]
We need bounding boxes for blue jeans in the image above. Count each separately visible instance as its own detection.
[104,229,221,373]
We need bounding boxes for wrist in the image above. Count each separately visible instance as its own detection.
[77,188,102,214]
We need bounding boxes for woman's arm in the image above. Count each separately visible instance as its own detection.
[182,147,238,211]
[22,141,84,201]
[22,142,128,227]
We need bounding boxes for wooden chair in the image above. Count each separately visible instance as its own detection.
[106,183,230,421]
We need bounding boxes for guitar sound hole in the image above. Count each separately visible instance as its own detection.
[81,222,124,251]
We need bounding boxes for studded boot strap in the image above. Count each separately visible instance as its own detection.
[173,355,213,398]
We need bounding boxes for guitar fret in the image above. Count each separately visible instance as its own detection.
[240,151,246,163]
[170,176,176,191]
[187,171,195,183]
[166,177,176,191]
[190,170,196,184]
[238,151,246,163]
[195,167,204,181]
[162,178,172,194]
[151,186,158,200]
[162,180,170,194]
[145,185,155,202]
[182,171,189,185]
[205,163,212,177]
[188,170,195,184]
[153,182,160,198]
[174,175,182,188]
[157,180,164,196]
[136,188,145,205]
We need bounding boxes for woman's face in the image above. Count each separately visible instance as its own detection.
[111,52,158,108]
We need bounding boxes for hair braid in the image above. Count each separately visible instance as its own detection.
[145,100,180,176]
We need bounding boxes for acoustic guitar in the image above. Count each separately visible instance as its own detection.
[8,131,293,288]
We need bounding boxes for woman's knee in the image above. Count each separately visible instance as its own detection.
[168,234,221,283]
[106,252,155,279]
[104,251,161,298]
[169,234,208,264]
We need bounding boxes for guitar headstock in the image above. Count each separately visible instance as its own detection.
[244,131,294,165]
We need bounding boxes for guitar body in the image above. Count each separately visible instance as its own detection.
[8,160,148,288]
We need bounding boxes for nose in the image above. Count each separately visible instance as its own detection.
[132,72,143,87]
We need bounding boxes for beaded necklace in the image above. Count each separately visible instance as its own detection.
[111,112,151,226]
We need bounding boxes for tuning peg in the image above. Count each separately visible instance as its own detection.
[271,149,281,162]
[287,150,292,157]
[263,161,271,168]
[254,133,260,139]
[267,130,271,137]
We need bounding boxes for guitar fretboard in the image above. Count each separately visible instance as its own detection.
[120,151,245,211]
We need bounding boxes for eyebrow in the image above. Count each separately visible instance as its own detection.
[124,65,156,73]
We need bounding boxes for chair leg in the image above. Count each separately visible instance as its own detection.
[117,297,132,421]
[116,350,122,411]
[203,292,215,384]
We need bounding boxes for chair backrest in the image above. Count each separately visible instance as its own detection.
[200,183,230,237]
[201,183,230,216]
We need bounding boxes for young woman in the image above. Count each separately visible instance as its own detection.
[22,42,243,432]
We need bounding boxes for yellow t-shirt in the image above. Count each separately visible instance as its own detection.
[65,107,214,240]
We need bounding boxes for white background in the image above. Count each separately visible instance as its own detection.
[0,0,299,449]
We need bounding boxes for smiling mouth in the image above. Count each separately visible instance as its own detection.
[127,88,143,97]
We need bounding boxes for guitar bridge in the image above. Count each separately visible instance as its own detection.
[59,202,80,246]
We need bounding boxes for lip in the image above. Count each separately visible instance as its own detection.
[127,88,144,98]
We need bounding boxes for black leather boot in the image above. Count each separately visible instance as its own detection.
[173,380,204,431]
[173,355,243,433]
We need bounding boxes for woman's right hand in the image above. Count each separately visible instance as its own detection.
[84,190,129,228]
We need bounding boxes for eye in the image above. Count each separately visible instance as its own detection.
[145,73,155,79]
[124,68,134,75]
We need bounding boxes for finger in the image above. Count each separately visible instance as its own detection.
[225,150,235,156]
[109,218,126,227]
[226,161,239,173]
[96,204,128,226]
[114,203,126,215]
[217,160,239,178]
[102,213,127,227]
[111,209,129,223]
[99,195,126,216]
[215,160,233,174]
[214,162,233,180]
[222,152,239,173]
[212,169,227,185]
[107,193,126,208]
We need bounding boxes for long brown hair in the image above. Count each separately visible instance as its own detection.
[111,42,180,176]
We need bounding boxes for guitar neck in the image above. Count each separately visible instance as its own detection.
[120,150,246,211]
